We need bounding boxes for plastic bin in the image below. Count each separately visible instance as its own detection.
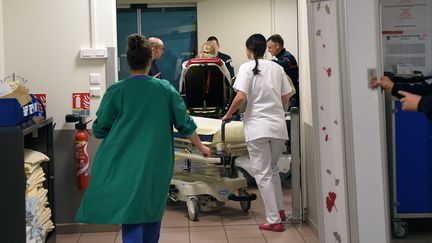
[0,94,40,126]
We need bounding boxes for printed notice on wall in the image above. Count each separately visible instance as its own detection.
[381,0,432,75]
[72,93,90,117]
[382,31,429,73]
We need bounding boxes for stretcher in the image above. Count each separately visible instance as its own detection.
[179,58,233,118]
[170,117,256,221]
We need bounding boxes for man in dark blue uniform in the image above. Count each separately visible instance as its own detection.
[267,34,299,108]
[148,37,164,78]
[207,36,235,78]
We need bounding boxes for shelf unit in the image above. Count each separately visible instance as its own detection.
[0,118,56,243]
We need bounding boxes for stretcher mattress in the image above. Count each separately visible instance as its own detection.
[175,116,245,144]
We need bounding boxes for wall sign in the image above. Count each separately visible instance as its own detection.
[72,93,90,117]
[34,94,46,111]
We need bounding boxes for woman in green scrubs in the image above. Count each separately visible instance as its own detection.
[75,34,210,243]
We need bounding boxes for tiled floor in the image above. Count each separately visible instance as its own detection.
[57,187,319,243]
[55,184,432,243]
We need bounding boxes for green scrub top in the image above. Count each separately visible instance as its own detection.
[75,75,196,224]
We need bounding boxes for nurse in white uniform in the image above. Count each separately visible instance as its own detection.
[222,33,294,232]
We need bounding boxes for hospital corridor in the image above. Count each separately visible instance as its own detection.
[1,0,432,243]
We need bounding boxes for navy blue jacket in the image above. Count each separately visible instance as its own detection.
[391,82,432,98]
[217,52,234,78]
[418,95,432,121]
[273,48,299,107]
[148,61,161,79]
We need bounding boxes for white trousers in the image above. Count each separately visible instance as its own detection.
[247,138,285,224]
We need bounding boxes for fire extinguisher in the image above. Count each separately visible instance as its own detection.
[65,114,93,190]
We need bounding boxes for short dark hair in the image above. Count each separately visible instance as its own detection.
[126,34,152,70]
[207,36,219,45]
[267,34,284,47]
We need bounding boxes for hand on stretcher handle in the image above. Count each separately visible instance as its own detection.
[221,114,238,143]
[190,132,211,157]
[175,151,220,163]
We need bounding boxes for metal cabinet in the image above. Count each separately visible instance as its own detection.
[387,99,432,238]
[0,118,56,243]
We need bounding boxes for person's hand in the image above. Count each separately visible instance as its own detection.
[200,145,211,157]
[370,76,380,88]
[399,91,421,111]
[370,76,394,93]
[380,76,394,93]
[221,113,232,122]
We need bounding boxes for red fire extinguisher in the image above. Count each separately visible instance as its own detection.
[66,114,93,190]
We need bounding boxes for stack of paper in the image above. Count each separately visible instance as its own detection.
[24,149,54,243]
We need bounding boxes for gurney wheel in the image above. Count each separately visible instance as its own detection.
[239,189,251,212]
[240,200,251,212]
[187,197,200,221]
[392,221,408,238]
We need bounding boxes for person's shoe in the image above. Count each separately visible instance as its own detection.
[259,223,284,232]
[279,210,287,221]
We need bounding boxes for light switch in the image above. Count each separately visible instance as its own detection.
[80,48,108,59]
[90,87,101,98]
[89,73,101,85]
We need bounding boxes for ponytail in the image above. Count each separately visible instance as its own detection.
[245,34,266,76]
[252,58,260,75]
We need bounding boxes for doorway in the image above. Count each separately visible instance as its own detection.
[117,4,197,90]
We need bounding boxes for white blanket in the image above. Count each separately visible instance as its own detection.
[193,116,245,144]
[175,116,245,144]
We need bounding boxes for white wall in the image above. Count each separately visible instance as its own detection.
[345,0,390,241]
[274,0,298,58]
[3,0,117,129]
[197,0,297,74]
[0,0,5,79]
[197,0,271,72]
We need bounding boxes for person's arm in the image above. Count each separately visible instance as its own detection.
[273,55,299,82]
[282,94,290,111]
[222,91,246,121]
[399,91,432,121]
[92,84,121,138]
[189,132,211,157]
[222,64,249,121]
[392,82,432,98]
[399,91,421,111]
[371,75,432,98]
[280,67,294,110]
[417,95,432,121]
[170,86,210,156]
[371,75,394,93]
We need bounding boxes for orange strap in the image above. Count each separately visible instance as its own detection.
[205,70,211,94]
